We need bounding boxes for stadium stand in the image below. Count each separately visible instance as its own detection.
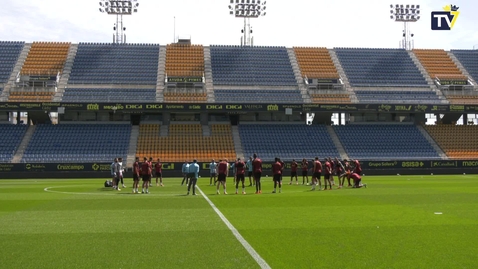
[22,124,131,163]
[333,124,441,160]
[68,43,159,84]
[310,93,351,104]
[443,95,478,104]
[354,90,442,104]
[0,124,28,162]
[62,88,156,102]
[0,41,24,83]
[293,47,339,80]
[163,91,207,103]
[210,45,297,86]
[214,89,303,103]
[20,42,70,76]
[413,49,467,82]
[450,50,478,82]
[334,48,428,87]
[165,44,204,77]
[8,91,54,102]
[423,125,478,159]
[136,124,236,162]
[238,124,340,161]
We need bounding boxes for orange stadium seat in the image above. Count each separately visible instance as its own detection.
[293,47,340,80]
[413,49,467,81]
[135,124,236,162]
[424,125,478,159]
[310,93,351,104]
[165,43,204,78]
[21,42,70,76]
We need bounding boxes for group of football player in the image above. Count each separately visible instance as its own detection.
[204,154,366,195]
[110,155,366,195]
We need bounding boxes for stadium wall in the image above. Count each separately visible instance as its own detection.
[1,161,477,178]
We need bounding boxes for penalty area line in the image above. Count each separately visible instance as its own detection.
[196,186,271,269]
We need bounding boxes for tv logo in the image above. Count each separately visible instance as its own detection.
[431,4,460,30]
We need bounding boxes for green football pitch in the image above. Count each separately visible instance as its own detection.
[1,175,478,269]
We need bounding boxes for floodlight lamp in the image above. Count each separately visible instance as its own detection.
[390,15,394,19]
[100,2,104,7]
[263,1,267,5]
[411,4,415,8]
[230,10,234,14]
[135,3,139,7]
[133,8,138,12]
[390,10,393,14]
[257,0,260,3]
[416,10,420,14]
[416,5,420,9]
[241,0,245,3]
[228,5,232,9]
[406,4,409,8]
[252,0,255,3]
[417,16,420,20]
[99,8,104,12]
[263,12,266,15]
[390,4,393,8]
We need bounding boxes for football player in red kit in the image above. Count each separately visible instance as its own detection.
[351,173,367,188]
[323,158,333,190]
[216,159,228,194]
[155,158,163,187]
[272,157,283,193]
[301,159,309,185]
[252,153,263,194]
[141,157,152,194]
[132,157,140,194]
[311,157,322,191]
[290,159,299,185]
[234,158,246,194]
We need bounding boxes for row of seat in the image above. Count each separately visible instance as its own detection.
[413,49,467,81]
[294,47,340,79]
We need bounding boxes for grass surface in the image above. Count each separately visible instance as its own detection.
[1,175,478,269]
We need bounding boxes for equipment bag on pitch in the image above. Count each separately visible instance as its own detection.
[104,180,113,187]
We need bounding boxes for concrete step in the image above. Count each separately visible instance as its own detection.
[326,125,349,160]
[11,125,36,163]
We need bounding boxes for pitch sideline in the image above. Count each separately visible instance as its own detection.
[196,185,271,269]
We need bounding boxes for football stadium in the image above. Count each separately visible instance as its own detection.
[1,1,478,268]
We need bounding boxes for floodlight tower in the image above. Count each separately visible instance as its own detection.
[228,0,267,46]
[390,4,420,50]
[99,0,140,44]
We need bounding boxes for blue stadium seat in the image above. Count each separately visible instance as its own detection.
[22,124,131,163]
[335,48,428,87]
[451,50,478,83]
[0,124,28,162]
[239,124,340,161]
[333,124,441,160]
[68,43,159,85]
[354,90,442,104]
[214,89,303,103]
[210,45,297,86]
[62,88,156,102]
[0,41,24,83]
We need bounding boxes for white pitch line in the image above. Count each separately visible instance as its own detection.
[43,186,177,197]
[196,186,271,269]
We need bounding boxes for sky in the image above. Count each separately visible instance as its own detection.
[0,0,477,50]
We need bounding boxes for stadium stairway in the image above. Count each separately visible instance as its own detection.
[11,125,36,163]
[447,51,478,88]
[203,47,216,103]
[328,49,358,103]
[54,44,78,101]
[126,125,139,168]
[231,126,244,159]
[326,126,349,160]
[202,125,211,136]
[155,45,167,102]
[0,43,30,102]
[408,50,448,104]
[160,124,168,137]
[287,48,311,103]
[416,125,448,160]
